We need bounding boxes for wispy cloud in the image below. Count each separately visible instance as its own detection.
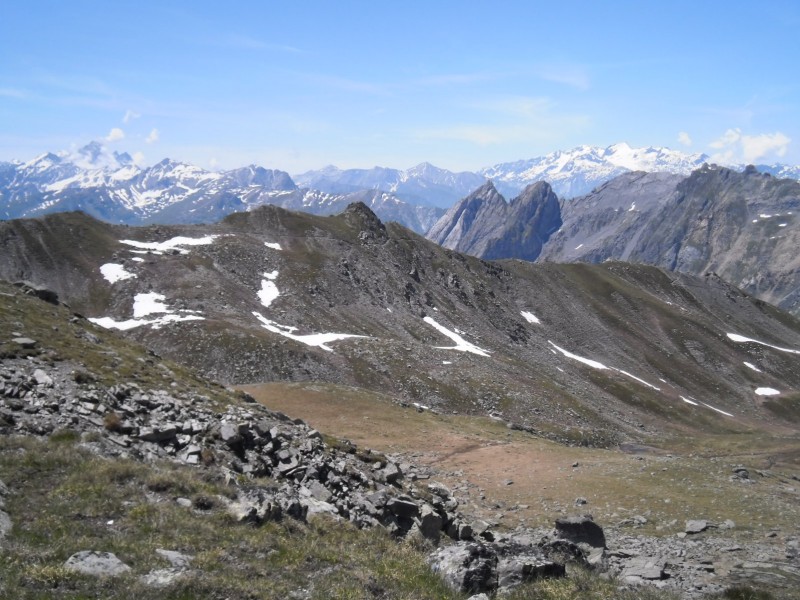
[123,109,140,124]
[677,131,693,147]
[145,128,160,144]
[709,128,791,163]
[415,97,589,146]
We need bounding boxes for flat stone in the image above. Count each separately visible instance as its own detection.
[155,548,192,568]
[64,551,131,577]
[305,481,333,503]
[685,519,709,534]
[32,369,53,387]
[387,496,420,519]
[138,427,177,443]
[622,557,665,580]
[12,337,37,349]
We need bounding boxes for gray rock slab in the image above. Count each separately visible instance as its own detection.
[621,557,666,580]
[12,337,37,349]
[0,509,11,539]
[64,551,132,576]
[156,548,192,568]
[685,519,709,534]
[32,369,53,387]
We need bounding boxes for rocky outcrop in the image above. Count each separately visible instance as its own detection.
[0,353,479,544]
[427,181,561,262]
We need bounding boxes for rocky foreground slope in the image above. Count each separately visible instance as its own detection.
[2,282,799,599]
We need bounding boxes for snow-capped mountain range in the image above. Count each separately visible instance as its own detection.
[2,141,798,234]
[479,143,710,199]
[0,142,442,233]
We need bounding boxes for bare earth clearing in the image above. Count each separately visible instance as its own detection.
[243,382,800,539]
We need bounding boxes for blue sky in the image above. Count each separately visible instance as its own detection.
[2,1,799,172]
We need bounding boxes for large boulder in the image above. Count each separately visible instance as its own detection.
[64,551,131,577]
[554,515,606,549]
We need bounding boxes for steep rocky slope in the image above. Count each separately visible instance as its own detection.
[540,165,800,316]
[1,206,799,448]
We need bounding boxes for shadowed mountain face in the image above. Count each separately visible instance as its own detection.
[427,181,562,262]
[1,205,799,446]
[540,165,800,316]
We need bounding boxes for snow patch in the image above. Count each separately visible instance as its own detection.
[133,293,171,317]
[265,242,282,250]
[680,396,698,406]
[423,316,490,357]
[90,291,204,331]
[743,362,762,373]
[100,263,136,283]
[120,235,219,255]
[263,270,279,280]
[755,387,780,396]
[521,311,540,324]
[89,314,204,331]
[258,280,280,308]
[701,402,734,417]
[548,341,607,370]
[253,312,365,352]
[548,341,661,390]
[726,333,800,355]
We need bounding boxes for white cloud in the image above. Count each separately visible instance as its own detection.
[209,157,220,169]
[741,132,790,163]
[123,109,140,124]
[132,151,145,165]
[709,128,791,164]
[105,127,125,142]
[677,131,693,147]
[145,128,160,144]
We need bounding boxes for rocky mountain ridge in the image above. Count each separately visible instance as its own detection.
[1,205,798,448]
[426,165,800,318]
